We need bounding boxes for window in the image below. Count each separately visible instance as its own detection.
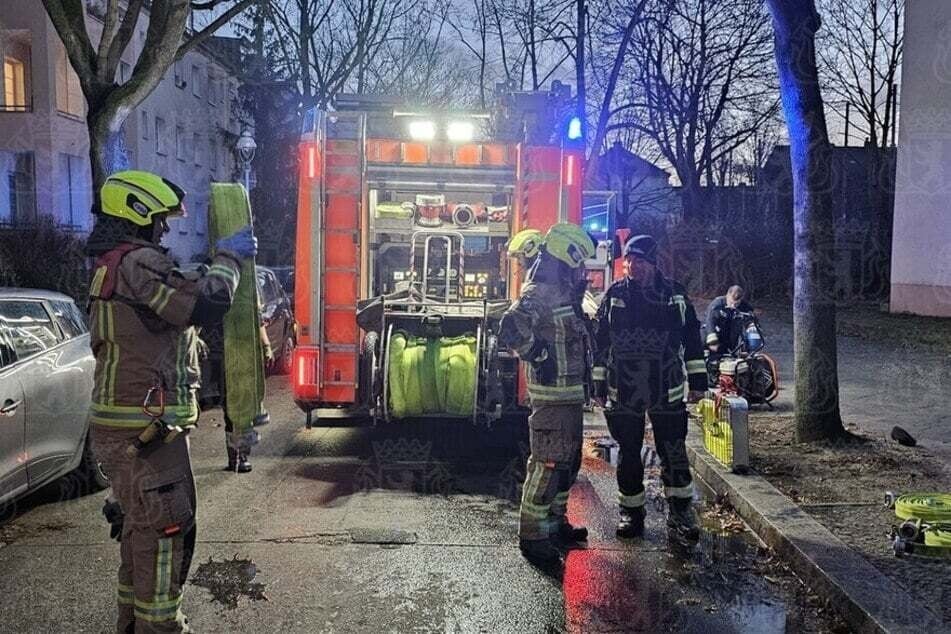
[57,154,91,229]
[207,74,218,105]
[191,64,202,97]
[1,30,32,112]
[0,300,62,360]
[140,110,149,139]
[209,137,218,174]
[155,117,167,155]
[49,300,87,339]
[175,125,186,160]
[193,194,207,236]
[0,151,35,225]
[56,47,84,117]
[193,133,201,165]
[174,60,186,88]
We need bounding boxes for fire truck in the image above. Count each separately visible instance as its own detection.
[291,84,598,427]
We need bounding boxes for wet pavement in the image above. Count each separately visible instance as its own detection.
[0,378,844,633]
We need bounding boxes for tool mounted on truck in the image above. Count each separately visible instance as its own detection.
[292,83,586,427]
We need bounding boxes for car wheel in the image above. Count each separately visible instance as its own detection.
[70,433,109,493]
[277,334,295,375]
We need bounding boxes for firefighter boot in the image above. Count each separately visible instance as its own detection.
[617,506,646,538]
[226,445,252,473]
[667,497,700,541]
[519,538,564,570]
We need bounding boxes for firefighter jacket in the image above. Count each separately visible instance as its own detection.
[88,239,241,429]
[704,295,754,351]
[499,263,591,405]
[593,273,707,408]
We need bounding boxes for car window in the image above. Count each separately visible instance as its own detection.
[49,299,88,339]
[257,271,277,304]
[0,300,63,359]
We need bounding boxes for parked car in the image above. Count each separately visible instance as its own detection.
[0,289,104,509]
[257,266,297,375]
[269,266,295,296]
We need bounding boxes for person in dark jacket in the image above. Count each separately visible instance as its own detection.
[593,234,707,541]
[704,285,755,354]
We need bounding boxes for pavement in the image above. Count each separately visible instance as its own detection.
[0,378,839,634]
[756,306,951,463]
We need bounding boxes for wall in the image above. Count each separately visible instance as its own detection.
[890,0,951,316]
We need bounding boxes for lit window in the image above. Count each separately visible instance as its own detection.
[1,31,31,112]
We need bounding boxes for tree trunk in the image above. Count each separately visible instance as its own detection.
[575,0,586,140]
[87,107,130,195]
[766,0,845,442]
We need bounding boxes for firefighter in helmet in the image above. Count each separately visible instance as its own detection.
[507,228,543,273]
[86,170,257,632]
[592,234,707,541]
[500,223,595,570]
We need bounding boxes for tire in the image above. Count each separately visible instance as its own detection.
[276,333,295,375]
[61,433,108,497]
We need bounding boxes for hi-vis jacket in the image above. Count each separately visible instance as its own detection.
[88,239,240,429]
[594,274,707,409]
[499,273,591,405]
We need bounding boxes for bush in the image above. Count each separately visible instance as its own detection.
[0,217,89,301]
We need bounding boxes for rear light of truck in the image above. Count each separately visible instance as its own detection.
[293,346,320,400]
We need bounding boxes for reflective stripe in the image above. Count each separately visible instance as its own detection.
[706,332,719,344]
[686,359,706,374]
[117,583,134,605]
[133,595,181,623]
[551,306,575,318]
[520,501,550,519]
[553,312,567,378]
[528,384,586,403]
[668,381,686,403]
[592,366,607,380]
[665,483,694,499]
[208,264,238,288]
[90,402,198,428]
[619,491,646,508]
[610,297,626,308]
[148,284,174,314]
[155,537,172,599]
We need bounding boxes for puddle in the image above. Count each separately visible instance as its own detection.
[0,520,75,547]
[190,556,268,609]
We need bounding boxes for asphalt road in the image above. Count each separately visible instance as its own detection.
[0,377,838,633]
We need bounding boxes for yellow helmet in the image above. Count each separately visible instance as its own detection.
[507,229,543,259]
[544,222,595,268]
[100,170,186,227]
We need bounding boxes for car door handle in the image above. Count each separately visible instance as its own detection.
[1,399,22,416]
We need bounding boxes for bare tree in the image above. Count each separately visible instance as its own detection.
[817,0,903,148]
[41,0,256,192]
[610,0,779,220]
[263,0,416,109]
[766,0,846,442]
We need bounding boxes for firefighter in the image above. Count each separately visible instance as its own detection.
[86,170,257,633]
[506,228,543,274]
[592,234,707,541]
[500,223,595,568]
[704,285,755,354]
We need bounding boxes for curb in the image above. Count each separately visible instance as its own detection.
[686,433,946,634]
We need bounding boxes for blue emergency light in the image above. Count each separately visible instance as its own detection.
[567,116,583,140]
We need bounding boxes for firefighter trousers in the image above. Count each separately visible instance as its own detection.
[519,402,584,541]
[604,403,694,510]
[91,426,197,633]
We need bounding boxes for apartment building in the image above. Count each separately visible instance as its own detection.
[0,1,249,261]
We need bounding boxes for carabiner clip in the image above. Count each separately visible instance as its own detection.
[142,386,166,419]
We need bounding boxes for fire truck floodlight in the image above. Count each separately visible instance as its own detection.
[408,120,437,141]
[567,116,583,140]
[446,121,475,143]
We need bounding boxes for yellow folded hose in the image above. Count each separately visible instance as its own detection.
[388,332,477,417]
[894,493,951,523]
[924,525,951,547]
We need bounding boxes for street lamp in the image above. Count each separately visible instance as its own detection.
[235,129,257,192]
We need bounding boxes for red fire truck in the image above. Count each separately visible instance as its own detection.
[292,85,587,427]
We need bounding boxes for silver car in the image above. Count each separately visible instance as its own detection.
[0,289,104,509]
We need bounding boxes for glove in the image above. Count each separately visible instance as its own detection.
[102,496,124,542]
[216,225,258,260]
